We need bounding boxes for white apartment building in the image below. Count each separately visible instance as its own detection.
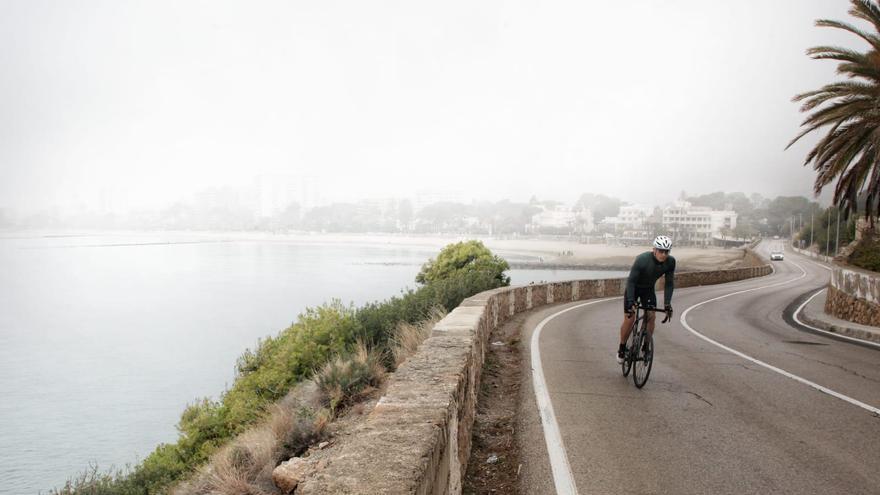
[599,205,653,232]
[619,205,654,228]
[661,201,737,245]
[531,205,594,233]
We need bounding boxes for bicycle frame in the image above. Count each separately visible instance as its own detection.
[622,304,671,387]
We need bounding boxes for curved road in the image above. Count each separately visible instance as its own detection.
[520,242,880,494]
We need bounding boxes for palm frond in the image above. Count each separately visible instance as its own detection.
[816,19,880,51]
[806,45,868,64]
[797,85,877,112]
[835,61,880,81]
[849,0,880,35]
[791,0,880,219]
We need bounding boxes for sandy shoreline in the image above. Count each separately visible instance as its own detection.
[0,230,746,271]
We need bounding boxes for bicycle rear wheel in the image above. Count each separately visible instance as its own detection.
[633,331,653,388]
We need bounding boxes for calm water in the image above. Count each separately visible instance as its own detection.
[0,232,625,494]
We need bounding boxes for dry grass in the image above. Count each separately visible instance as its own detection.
[172,311,445,494]
[315,343,385,415]
[172,383,325,495]
[390,306,446,367]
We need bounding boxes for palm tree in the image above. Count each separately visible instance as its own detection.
[787,0,880,223]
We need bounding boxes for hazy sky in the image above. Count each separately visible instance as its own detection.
[0,0,862,213]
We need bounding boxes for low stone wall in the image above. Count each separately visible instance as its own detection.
[791,246,833,263]
[826,265,880,327]
[295,251,772,494]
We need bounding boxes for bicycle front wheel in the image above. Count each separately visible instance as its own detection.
[633,331,654,388]
[621,321,637,377]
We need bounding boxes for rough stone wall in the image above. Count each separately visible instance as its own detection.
[742,249,768,268]
[830,264,880,305]
[826,266,880,327]
[296,251,771,495]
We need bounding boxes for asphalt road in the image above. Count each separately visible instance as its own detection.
[519,242,880,494]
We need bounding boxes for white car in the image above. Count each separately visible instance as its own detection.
[770,251,784,261]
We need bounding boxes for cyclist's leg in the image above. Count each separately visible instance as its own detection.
[619,308,635,345]
[644,289,658,335]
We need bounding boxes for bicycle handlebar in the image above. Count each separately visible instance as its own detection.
[628,304,673,323]
[629,304,670,313]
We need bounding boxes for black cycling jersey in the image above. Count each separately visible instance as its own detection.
[624,251,676,308]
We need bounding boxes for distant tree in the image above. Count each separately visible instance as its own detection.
[415,202,469,232]
[278,202,301,229]
[750,193,769,210]
[302,203,361,232]
[415,240,510,286]
[687,191,727,210]
[397,199,413,230]
[733,223,758,240]
[788,0,880,222]
[471,200,540,235]
[756,196,822,236]
[574,193,623,222]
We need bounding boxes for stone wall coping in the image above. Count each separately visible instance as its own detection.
[833,262,880,278]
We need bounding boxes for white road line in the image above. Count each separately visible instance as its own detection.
[796,253,833,272]
[793,288,880,350]
[532,300,616,495]
[680,261,880,415]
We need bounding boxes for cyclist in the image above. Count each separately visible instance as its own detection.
[616,235,675,364]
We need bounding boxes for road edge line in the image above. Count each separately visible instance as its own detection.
[679,261,880,416]
[531,299,615,495]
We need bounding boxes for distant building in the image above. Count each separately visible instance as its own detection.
[619,205,654,229]
[601,205,653,231]
[412,189,468,212]
[255,174,322,218]
[529,204,594,233]
[661,201,737,245]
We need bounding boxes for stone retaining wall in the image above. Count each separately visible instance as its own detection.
[826,265,880,327]
[295,251,772,494]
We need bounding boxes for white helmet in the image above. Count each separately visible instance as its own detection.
[653,235,672,250]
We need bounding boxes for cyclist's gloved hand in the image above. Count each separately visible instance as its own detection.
[662,304,673,323]
[625,302,635,317]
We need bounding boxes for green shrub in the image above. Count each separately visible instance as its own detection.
[57,243,510,494]
[416,240,510,285]
[849,234,880,272]
[356,270,504,355]
[223,299,362,428]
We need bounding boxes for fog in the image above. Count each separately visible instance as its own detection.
[0,1,858,218]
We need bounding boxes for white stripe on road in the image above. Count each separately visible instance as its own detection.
[532,300,616,495]
[793,288,880,350]
[680,261,880,415]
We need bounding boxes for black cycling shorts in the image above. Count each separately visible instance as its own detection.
[625,286,657,312]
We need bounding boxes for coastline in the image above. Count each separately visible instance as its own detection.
[0,229,747,272]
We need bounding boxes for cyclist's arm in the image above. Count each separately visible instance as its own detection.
[625,258,640,310]
[663,257,676,306]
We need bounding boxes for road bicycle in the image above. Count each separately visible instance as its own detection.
[621,304,672,388]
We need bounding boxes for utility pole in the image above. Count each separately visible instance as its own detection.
[825,208,831,258]
[810,213,814,249]
[798,213,803,248]
[835,208,841,256]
